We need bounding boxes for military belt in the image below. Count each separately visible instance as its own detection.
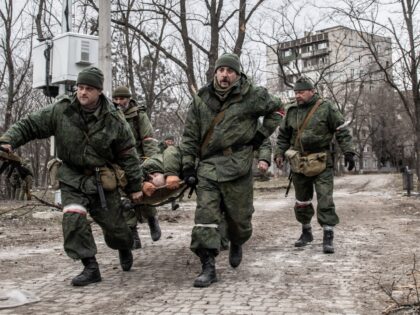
[202,144,246,159]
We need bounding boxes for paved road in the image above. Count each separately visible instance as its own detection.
[0,174,418,314]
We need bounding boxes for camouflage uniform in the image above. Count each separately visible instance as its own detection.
[6,166,21,200]
[18,159,33,201]
[276,93,354,227]
[0,94,142,260]
[181,74,282,255]
[119,99,159,219]
[116,97,161,242]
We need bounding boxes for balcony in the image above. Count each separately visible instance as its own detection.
[279,53,297,64]
[301,48,330,59]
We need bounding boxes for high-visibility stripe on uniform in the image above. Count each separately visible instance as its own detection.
[63,204,87,215]
[295,199,312,208]
[143,137,157,142]
[195,223,218,228]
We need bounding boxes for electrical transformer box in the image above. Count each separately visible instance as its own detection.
[32,32,98,89]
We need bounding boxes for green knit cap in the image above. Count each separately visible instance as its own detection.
[112,86,132,98]
[76,67,104,90]
[293,76,315,91]
[215,53,241,74]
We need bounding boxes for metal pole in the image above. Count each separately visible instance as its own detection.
[98,0,112,97]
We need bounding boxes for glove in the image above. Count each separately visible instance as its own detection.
[182,168,198,188]
[166,175,181,190]
[249,131,266,151]
[344,152,355,171]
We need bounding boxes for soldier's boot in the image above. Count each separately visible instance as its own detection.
[118,249,133,271]
[193,250,217,288]
[171,201,180,211]
[229,243,242,268]
[71,257,102,286]
[294,225,314,247]
[130,226,142,249]
[323,227,335,254]
[147,216,161,241]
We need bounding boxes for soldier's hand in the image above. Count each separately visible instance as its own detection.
[182,168,198,188]
[344,152,355,171]
[130,191,143,203]
[166,175,181,190]
[0,144,13,153]
[257,160,269,173]
[142,182,157,197]
[274,155,283,169]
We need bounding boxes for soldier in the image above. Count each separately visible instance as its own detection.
[0,67,143,286]
[112,86,161,249]
[180,53,283,287]
[18,158,34,201]
[6,166,21,200]
[158,135,175,153]
[275,76,355,254]
[157,135,181,210]
[141,145,183,196]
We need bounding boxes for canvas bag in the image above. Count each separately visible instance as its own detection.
[285,99,327,177]
[98,164,127,191]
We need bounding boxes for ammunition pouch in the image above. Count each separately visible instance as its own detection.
[285,149,327,177]
[98,164,127,191]
[47,158,63,190]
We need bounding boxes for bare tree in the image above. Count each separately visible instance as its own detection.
[0,0,34,131]
[329,0,420,183]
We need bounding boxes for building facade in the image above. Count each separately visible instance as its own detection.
[266,25,393,172]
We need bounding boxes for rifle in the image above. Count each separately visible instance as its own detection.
[94,167,108,211]
[285,171,293,197]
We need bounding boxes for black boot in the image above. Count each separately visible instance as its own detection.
[323,229,335,254]
[130,226,142,249]
[229,243,242,268]
[193,250,217,288]
[118,249,133,271]
[294,226,313,247]
[71,257,102,286]
[147,216,161,241]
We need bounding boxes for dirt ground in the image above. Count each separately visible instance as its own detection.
[1,173,420,314]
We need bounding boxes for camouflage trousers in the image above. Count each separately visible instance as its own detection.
[60,182,133,260]
[292,167,339,226]
[191,169,254,256]
[19,175,33,201]
[124,204,157,228]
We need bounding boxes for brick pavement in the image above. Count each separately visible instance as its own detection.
[0,174,418,314]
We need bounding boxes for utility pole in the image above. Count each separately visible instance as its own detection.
[51,0,73,206]
[98,0,112,97]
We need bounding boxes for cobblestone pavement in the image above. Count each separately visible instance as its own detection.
[0,174,419,314]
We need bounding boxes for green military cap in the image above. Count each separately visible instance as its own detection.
[164,135,175,141]
[76,67,104,90]
[215,53,242,74]
[293,76,315,91]
[112,86,132,98]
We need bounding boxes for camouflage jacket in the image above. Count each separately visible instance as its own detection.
[142,146,182,178]
[276,94,354,158]
[121,100,159,161]
[181,74,283,182]
[0,95,142,193]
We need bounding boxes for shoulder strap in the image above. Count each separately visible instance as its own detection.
[200,110,226,157]
[294,98,323,151]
